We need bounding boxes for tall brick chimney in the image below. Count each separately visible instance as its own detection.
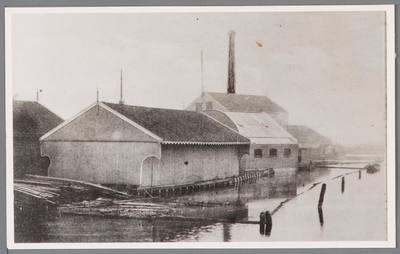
[227,30,236,94]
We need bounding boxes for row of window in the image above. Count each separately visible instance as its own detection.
[254,148,291,158]
[196,102,213,111]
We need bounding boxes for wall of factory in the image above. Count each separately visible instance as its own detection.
[267,112,289,130]
[242,143,298,172]
[185,94,227,112]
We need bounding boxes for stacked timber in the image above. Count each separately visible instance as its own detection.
[60,198,175,219]
[58,197,248,222]
[17,175,130,204]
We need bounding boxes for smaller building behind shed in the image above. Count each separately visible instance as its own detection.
[287,125,337,163]
[13,100,64,178]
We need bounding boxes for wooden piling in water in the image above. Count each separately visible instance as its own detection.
[264,211,272,236]
[359,170,362,179]
[341,177,345,193]
[318,183,327,208]
[259,212,266,234]
[259,211,272,236]
[318,207,324,226]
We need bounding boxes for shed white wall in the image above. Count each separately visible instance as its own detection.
[141,145,243,187]
[41,141,160,185]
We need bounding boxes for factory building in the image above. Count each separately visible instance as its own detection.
[204,110,298,172]
[186,30,297,172]
[186,92,289,129]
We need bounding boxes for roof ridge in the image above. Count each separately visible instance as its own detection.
[103,101,192,112]
[104,102,250,143]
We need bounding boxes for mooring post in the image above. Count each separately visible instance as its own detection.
[359,170,362,179]
[259,212,266,234]
[265,211,272,236]
[341,177,345,193]
[318,207,324,226]
[318,183,327,208]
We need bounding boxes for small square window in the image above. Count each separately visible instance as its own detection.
[254,149,262,158]
[196,103,202,112]
[284,149,291,157]
[270,149,277,157]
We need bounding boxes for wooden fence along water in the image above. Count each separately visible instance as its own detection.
[132,171,265,198]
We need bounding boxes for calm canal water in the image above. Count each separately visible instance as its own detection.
[15,162,387,242]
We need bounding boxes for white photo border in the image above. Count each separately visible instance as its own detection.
[5,4,396,249]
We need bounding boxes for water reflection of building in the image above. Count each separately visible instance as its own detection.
[182,172,298,204]
[250,172,298,199]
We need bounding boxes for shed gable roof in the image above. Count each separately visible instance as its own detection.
[13,100,63,136]
[103,102,250,144]
[41,104,159,142]
[207,92,287,114]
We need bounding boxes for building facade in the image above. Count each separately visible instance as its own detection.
[204,110,298,172]
[40,102,250,187]
[287,125,336,164]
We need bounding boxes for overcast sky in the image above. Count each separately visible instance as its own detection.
[10,9,387,146]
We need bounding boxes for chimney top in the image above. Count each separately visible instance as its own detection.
[227,30,236,94]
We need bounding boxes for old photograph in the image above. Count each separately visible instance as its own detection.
[5,5,395,249]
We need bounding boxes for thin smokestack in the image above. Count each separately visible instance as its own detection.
[119,69,125,105]
[227,30,236,94]
[201,48,205,111]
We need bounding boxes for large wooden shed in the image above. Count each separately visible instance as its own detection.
[40,102,250,187]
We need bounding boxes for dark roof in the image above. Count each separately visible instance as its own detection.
[208,92,287,114]
[103,102,250,143]
[13,100,64,136]
[287,125,331,145]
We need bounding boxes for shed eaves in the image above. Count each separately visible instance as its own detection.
[103,102,250,143]
[13,100,64,136]
[207,92,287,114]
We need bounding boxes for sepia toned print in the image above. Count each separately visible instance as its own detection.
[6,5,395,249]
